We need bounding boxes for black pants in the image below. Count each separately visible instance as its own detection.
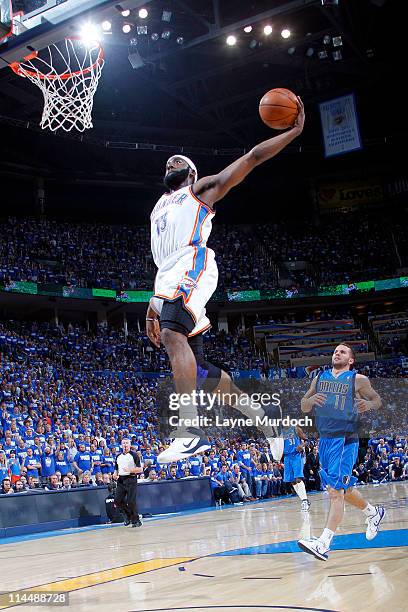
[305,469,321,491]
[213,485,231,505]
[114,476,139,521]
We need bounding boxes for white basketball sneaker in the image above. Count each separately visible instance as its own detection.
[301,499,311,512]
[297,538,329,561]
[267,436,284,461]
[365,506,386,541]
[157,429,210,463]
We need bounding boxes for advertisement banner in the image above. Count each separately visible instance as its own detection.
[319,93,362,157]
[230,369,262,380]
[92,288,116,299]
[227,290,260,302]
[0,281,37,294]
[116,290,153,303]
[317,178,383,210]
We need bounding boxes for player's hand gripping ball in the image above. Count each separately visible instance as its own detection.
[259,88,299,130]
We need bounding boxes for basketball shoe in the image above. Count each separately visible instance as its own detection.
[157,427,210,463]
[262,400,284,461]
[365,506,386,540]
[297,537,329,561]
[266,436,284,461]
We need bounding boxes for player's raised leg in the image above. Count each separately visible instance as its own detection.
[344,487,386,541]
[147,296,212,464]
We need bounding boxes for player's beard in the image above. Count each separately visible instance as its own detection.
[163,168,190,190]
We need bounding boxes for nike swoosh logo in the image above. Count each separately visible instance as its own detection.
[183,439,197,449]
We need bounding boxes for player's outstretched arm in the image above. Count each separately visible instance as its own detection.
[193,97,304,207]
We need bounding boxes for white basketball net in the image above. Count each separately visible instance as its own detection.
[10,38,104,132]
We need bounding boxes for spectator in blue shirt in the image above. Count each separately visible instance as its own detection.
[208,450,220,473]
[89,444,102,476]
[41,447,56,480]
[217,464,231,484]
[23,447,41,478]
[236,442,254,489]
[0,452,9,481]
[389,446,404,462]
[379,450,390,473]
[142,446,157,466]
[100,448,115,474]
[72,443,92,475]
[16,439,27,464]
[200,455,211,475]
[24,429,36,447]
[253,462,268,499]
[8,451,21,484]
[2,436,16,458]
[55,451,70,476]
[376,439,391,456]
[269,462,283,496]
[189,455,202,476]
[57,443,69,461]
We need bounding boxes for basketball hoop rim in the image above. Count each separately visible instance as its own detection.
[9,36,104,80]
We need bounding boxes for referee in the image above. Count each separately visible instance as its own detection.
[113,439,143,527]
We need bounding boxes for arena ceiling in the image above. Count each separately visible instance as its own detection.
[0,0,401,147]
[0,0,405,204]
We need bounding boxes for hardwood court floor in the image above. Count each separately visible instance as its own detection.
[0,482,407,612]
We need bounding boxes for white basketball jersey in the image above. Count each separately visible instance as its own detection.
[150,185,215,269]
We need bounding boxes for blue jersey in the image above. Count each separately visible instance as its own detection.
[283,426,301,456]
[189,456,202,476]
[315,369,358,437]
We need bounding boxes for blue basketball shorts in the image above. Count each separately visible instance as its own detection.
[284,453,304,482]
[318,437,359,490]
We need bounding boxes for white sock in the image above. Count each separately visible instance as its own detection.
[319,528,335,548]
[293,481,307,501]
[363,503,377,517]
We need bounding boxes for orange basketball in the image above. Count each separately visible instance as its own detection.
[259,88,299,130]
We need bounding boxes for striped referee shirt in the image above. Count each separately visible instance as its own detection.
[115,451,141,477]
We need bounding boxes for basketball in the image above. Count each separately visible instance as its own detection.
[259,88,299,130]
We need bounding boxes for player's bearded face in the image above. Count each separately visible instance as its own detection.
[163,167,190,189]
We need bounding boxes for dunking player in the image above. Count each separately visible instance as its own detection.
[146,100,305,463]
[282,424,311,511]
[297,343,386,560]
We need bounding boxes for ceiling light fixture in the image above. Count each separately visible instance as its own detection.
[226,35,237,46]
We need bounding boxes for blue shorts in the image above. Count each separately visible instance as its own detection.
[318,437,359,490]
[284,453,304,482]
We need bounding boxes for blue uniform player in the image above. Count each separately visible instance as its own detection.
[298,343,385,561]
[283,425,310,511]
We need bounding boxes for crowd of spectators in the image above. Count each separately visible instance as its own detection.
[370,312,408,357]
[0,305,407,508]
[0,319,171,374]
[256,212,399,287]
[2,428,407,504]
[0,320,271,375]
[203,329,269,373]
[1,211,406,293]
[0,217,153,290]
[352,436,408,485]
